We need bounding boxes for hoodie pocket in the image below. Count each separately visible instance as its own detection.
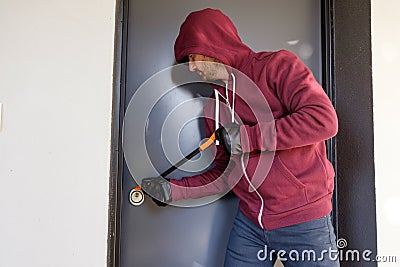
[261,155,309,215]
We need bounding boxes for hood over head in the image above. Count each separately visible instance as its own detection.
[174,8,252,69]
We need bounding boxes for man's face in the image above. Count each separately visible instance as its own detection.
[188,54,227,82]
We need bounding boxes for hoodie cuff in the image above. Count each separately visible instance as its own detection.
[240,125,253,153]
[169,179,186,202]
[240,122,276,153]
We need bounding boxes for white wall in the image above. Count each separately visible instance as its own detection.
[372,0,400,263]
[0,0,116,266]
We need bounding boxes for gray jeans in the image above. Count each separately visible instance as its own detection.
[224,209,340,267]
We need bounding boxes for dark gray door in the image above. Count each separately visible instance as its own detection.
[121,1,321,266]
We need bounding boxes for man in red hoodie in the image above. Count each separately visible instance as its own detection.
[141,8,340,266]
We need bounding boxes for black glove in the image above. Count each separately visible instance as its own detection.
[215,123,242,155]
[141,176,172,207]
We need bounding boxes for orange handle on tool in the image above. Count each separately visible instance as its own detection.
[199,132,216,151]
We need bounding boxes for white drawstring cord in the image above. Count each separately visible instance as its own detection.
[230,73,236,123]
[215,73,236,123]
[214,89,220,146]
[214,73,235,145]
[215,73,264,229]
[241,153,265,229]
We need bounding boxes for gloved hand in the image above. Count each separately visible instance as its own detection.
[141,176,172,207]
[215,123,242,155]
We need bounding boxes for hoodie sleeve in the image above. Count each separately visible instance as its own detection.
[241,51,338,152]
[169,116,231,201]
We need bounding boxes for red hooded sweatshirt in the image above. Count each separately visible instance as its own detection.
[170,8,338,230]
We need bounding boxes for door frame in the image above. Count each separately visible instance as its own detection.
[107,0,377,266]
[107,0,128,266]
